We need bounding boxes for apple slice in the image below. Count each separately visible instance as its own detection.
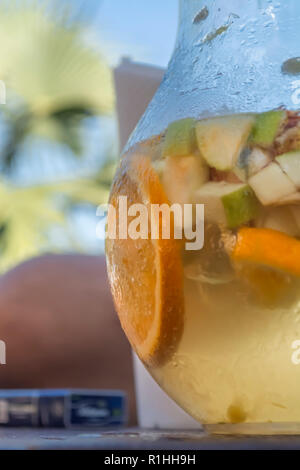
[249,162,297,205]
[195,182,260,229]
[257,206,299,237]
[195,115,255,171]
[162,118,197,158]
[234,147,272,182]
[162,152,209,206]
[250,110,287,147]
[276,151,300,188]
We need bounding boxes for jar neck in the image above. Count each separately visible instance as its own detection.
[126,0,300,149]
[176,0,300,50]
[170,0,300,114]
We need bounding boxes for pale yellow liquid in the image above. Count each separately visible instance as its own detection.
[152,270,300,428]
[125,118,300,431]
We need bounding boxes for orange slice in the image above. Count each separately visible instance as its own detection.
[106,152,184,367]
[232,227,300,277]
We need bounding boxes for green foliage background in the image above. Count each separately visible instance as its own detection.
[0,0,116,271]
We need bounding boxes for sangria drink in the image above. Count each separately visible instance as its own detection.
[106,0,300,432]
[106,110,300,430]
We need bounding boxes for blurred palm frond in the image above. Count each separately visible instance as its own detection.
[0,0,116,270]
[0,176,110,271]
[0,1,114,116]
[0,0,115,169]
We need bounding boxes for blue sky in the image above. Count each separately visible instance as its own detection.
[44,0,179,253]
[96,0,179,68]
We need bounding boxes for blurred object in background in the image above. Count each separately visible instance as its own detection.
[114,58,164,150]
[114,58,200,430]
[0,254,137,425]
[0,0,179,273]
[0,0,116,271]
[0,0,137,423]
[98,0,178,68]
[0,389,127,428]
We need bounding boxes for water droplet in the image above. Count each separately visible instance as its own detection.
[193,6,209,24]
[282,58,300,75]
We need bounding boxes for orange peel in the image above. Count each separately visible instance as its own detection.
[232,227,300,277]
[106,153,184,367]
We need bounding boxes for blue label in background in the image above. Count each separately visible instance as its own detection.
[39,396,66,427]
[70,394,126,427]
[0,397,39,427]
[0,390,127,428]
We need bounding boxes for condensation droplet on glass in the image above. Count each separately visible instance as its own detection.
[193,6,209,24]
[282,58,300,76]
[202,12,240,44]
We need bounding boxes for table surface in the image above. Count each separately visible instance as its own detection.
[1,428,300,450]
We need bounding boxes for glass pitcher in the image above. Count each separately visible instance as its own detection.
[106,0,300,434]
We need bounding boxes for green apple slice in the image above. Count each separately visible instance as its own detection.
[162,152,209,206]
[249,162,297,205]
[195,182,260,229]
[162,118,197,157]
[195,115,254,171]
[250,110,287,147]
[276,151,300,188]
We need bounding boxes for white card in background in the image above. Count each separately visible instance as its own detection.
[114,58,164,151]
